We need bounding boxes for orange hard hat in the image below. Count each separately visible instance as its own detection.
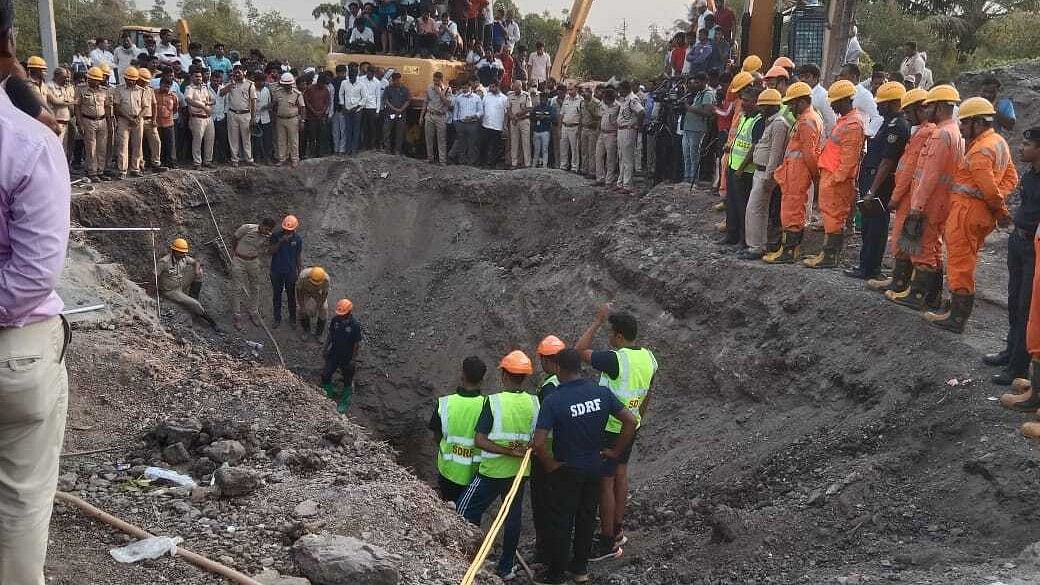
[764,65,789,79]
[282,214,299,231]
[335,298,353,315]
[772,56,795,70]
[536,335,566,356]
[499,350,534,375]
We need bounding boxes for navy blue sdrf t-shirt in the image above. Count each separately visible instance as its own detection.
[536,378,624,473]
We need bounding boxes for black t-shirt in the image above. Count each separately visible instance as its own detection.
[1014,167,1040,232]
[326,315,362,360]
[536,378,625,473]
[427,386,483,436]
[589,350,620,380]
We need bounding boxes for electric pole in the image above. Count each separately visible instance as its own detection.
[38,0,59,69]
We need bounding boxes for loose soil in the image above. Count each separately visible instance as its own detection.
[62,153,1040,584]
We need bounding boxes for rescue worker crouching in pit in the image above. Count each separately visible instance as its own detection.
[924,97,1019,333]
[428,356,487,503]
[575,303,658,561]
[531,349,637,585]
[158,238,218,329]
[296,265,330,341]
[531,335,567,568]
[322,298,363,413]
[457,350,539,582]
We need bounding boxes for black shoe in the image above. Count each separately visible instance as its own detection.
[588,534,622,562]
[983,350,1010,367]
[714,236,740,246]
[992,370,1022,386]
[843,267,878,280]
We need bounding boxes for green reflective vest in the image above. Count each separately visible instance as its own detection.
[779,105,796,127]
[541,374,560,453]
[729,113,762,173]
[478,391,539,479]
[436,393,485,486]
[600,347,659,433]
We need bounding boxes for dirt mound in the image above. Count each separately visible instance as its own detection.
[70,155,1040,584]
[958,59,1040,140]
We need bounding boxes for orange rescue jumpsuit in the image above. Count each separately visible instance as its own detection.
[1027,230,1040,359]
[888,122,937,257]
[908,117,964,268]
[774,108,821,230]
[817,109,864,234]
[944,129,1019,294]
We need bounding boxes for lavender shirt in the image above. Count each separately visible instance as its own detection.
[0,80,71,327]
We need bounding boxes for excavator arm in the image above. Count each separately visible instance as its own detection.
[549,0,594,81]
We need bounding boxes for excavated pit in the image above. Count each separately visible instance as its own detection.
[73,154,1040,584]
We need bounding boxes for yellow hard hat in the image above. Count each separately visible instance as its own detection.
[729,71,754,94]
[901,88,929,110]
[958,96,996,120]
[100,63,112,74]
[923,84,960,104]
[87,67,106,81]
[170,238,190,253]
[26,55,47,69]
[827,80,856,103]
[875,81,906,104]
[783,81,812,103]
[757,88,782,106]
[123,66,140,81]
[137,68,152,81]
[742,55,763,73]
[307,266,327,285]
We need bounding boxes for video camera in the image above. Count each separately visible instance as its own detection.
[651,76,690,106]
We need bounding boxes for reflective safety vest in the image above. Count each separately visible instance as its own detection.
[436,393,485,486]
[478,391,540,479]
[601,347,658,433]
[729,113,762,173]
[779,105,796,127]
[540,374,560,453]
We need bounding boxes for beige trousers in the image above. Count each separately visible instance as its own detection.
[115,117,143,173]
[0,316,69,585]
[275,116,300,163]
[162,289,206,316]
[231,256,261,314]
[141,121,161,167]
[746,169,774,250]
[595,132,618,184]
[559,126,580,171]
[581,127,597,175]
[56,121,71,160]
[297,295,328,320]
[189,116,215,165]
[617,128,638,187]
[509,118,531,167]
[228,112,253,163]
[80,117,108,177]
[424,114,448,163]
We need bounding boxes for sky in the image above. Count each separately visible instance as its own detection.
[244,0,685,41]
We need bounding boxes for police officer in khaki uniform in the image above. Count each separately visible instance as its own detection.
[111,66,146,179]
[25,56,51,106]
[220,68,257,166]
[422,72,452,164]
[615,80,645,193]
[75,67,112,182]
[136,68,163,171]
[184,69,216,169]
[506,80,532,168]
[580,86,601,177]
[296,266,330,341]
[47,67,76,159]
[595,87,620,186]
[558,84,583,172]
[230,218,275,330]
[159,238,219,329]
[272,72,305,168]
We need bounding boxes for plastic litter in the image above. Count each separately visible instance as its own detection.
[143,467,197,487]
[110,536,184,563]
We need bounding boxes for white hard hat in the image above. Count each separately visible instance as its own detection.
[303,66,316,75]
[280,72,295,85]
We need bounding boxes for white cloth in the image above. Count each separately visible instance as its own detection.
[844,35,862,64]
[208,85,227,122]
[852,83,883,137]
[481,92,508,131]
[157,42,180,66]
[504,21,520,47]
[349,26,375,44]
[900,53,927,87]
[112,45,138,79]
[178,53,194,72]
[339,78,364,110]
[89,48,114,67]
[256,86,272,124]
[811,83,836,138]
[697,10,713,31]
[359,76,383,111]
[528,52,551,83]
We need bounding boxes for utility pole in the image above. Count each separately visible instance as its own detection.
[38,0,59,69]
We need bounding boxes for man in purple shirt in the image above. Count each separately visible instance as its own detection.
[0,0,73,581]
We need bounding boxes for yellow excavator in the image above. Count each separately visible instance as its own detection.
[120,19,190,53]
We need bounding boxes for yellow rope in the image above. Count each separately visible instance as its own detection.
[459,449,533,585]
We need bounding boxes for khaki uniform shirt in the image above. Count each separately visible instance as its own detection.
[112,84,145,119]
[139,86,156,119]
[273,87,305,118]
[47,82,75,121]
[599,102,620,132]
[559,95,583,125]
[425,84,452,115]
[296,268,330,304]
[581,97,602,129]
[158,254,198,293]
[233,224,268,259]
[227,81,257,113]
[751,112,792,174]
[29,79,51,110]
[75,85,110,119]
[184,84,215,117]
[507,91,532,120]
[616,94,644,129]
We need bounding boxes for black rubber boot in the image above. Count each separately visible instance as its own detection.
[983,350,1010,367]
[762,230,803,264]
[867,257,913,293]
[300,317,312,339]
[886,266,939,311]
[201,313,219,330]
[803,232,844,269]
[188,281,202,300]
[314,318,326,341]
[925,291,974,333]
[925,267,945,310]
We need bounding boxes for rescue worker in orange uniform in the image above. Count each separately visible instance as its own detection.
[887,85,964,310]
[762,82,820,264]
[923,98,1019,333]
[867,88,934,294]
[803,80,864,268]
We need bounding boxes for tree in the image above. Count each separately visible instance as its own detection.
[312,2,342,52]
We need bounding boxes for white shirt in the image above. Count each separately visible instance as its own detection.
[256,85,272,124]
[528,51,551,83]
[208,85,227,122]
[845,36,862,64]
[157,42,180,66]
[481,91,508,131]
[697,10,713,31]
[89,48,115,67]
[349,26,375,44]
[339,78,365,110]
[900,53,927,87]
[852,82,883,137]
[113,45,138,79]
[179,53,194,72]
[504,20,520,47]
[439,20,459,42]
[811,83,836,138]
[359,76,382,111]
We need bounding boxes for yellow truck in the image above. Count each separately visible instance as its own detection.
[324,52,467,109]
